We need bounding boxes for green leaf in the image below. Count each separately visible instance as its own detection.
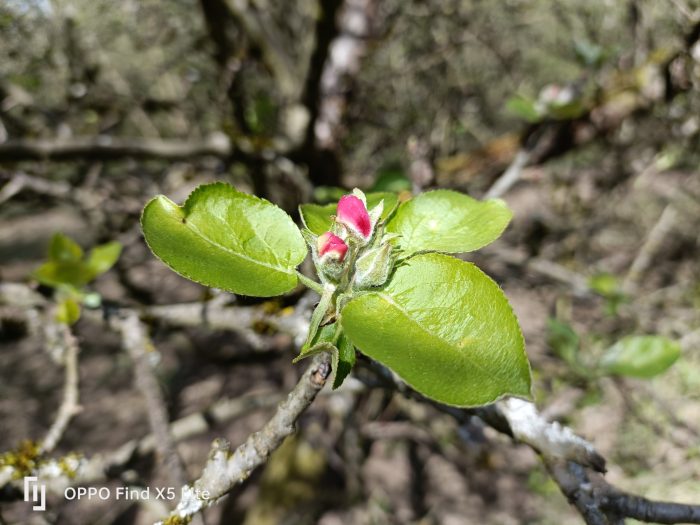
[299,203,335,236]
[85,241,122,278]
[547,318,579,365]
[588,273,621,297]
[386,190,512,255]
[341,253,530,407]
[56,297,81,325]
[574,39,606,68]
[505,96,541,123]
[35,234,121,288]
[141,182,307,297]
[370,165,412,193]
[294,323,338,362]
[300,285,336,355]
[300,192,399,235]
[332,333,356,390]
[33,261,86,288]
[313,186,347,204]
[600,335,681,379]
[588,272,626,315]
[548,100,586,120]
[49,233,83,263]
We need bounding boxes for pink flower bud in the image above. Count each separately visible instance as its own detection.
[337,195,372,240]
[317,232,348,262]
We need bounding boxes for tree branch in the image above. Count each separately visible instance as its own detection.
[498,397,606,472]
[366,361,699,525]
[156,352,332,524]
[112,312,188,491]
[0,135,232,162]
[623,204,679,293]
[39,323,81,454]
[546,459,700,525]
[222,0,299,98]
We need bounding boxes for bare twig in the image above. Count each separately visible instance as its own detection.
[223,0,299,98]
[547,459,700,525]
[0,389,284,493]
[481,245,592,295]
[39,323,81,454]
[0,135,231,162]
[366,362,699,525]
[312,0,377,151]
[143,293,315,349]
[484,149,532,200]
[623,204,679,293]
[156,352,332,524]
[112,312,188,490]
[0,171,72,205]
[497,397,606,471]
[297,0,377,186]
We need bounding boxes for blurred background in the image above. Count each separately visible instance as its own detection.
[1,0,700,523]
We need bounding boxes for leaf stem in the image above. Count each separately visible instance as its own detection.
[296,271,324,294]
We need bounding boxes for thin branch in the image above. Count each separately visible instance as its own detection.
[623,204,679,293]
[0,171,71,205]
[546,459,700,525]
[484,149,531,200]
[498,397,606,471]
[481,245,592,296]
[39,323,81,454]
[0,389,283,492]
[366,362,699,525]
[0,135,232,162]
[223,0,299,98]
[295,0,375,186]
[112,312,188,490]
[156,352,332,524]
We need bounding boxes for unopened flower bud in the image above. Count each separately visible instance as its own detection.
[353,242,393,289]
[337,194,372,242]
[317,232,348,263]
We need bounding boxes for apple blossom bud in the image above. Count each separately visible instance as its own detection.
[317,232,348,262]
[354,242,392,289]
[337,195,372,241]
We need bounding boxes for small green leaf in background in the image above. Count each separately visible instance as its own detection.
[588,273,620,296]
[49,233,83,263]
[505,95,541,123]
[588,272,626,315]
[370,165,412,193]
[34,234,122,289]
[600,335,681,379]
[142,183,307,297]
[548,100,586,120]
[386,190,512,255]
[35,233,86,288]
[55,297,81,325]
[85,241,122,278]
[341,253,530,407]
[573,39,607,68]
[34,259,86,289]
[547,318,579,365]
[300,192,399,236]
[312,186,347,204]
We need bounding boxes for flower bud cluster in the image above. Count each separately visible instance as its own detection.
[310,189,394,290]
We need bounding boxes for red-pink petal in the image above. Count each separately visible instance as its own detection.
[317,232,348,262]
[337,195,372,239]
